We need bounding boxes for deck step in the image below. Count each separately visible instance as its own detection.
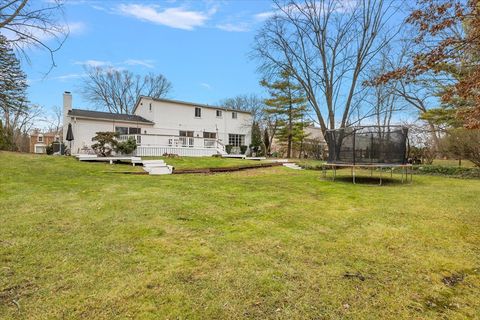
[283,163,303,170]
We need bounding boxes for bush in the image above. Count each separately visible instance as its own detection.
[91,132,118,157]
[240,145,248,154]
[116,137,137,155]
[225,145,233,154]
[414,165,480,179]
[46,144,54,155]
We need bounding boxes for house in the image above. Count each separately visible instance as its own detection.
[270,126,326,159]
[30,129,62,154]
[62,92,252,156]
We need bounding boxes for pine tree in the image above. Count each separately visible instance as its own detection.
[261,69,309,158]
[0,34,29,150]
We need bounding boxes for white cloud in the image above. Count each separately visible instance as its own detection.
[200,82,212,90]
[124,59,155,68]
[117,4,215,30]
[254,11,275,21]
[216,23,250,32]
[74,60,110,68]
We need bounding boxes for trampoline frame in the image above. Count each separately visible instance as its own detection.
[321,163,413,185]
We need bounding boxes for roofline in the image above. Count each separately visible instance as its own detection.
[67,112,154,125]
[133,96,253,115]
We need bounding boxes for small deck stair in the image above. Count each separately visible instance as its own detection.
[141,160,173,175]
[282,163,303,170]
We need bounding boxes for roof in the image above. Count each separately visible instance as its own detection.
[133,96,253,115]
[68,109,154,124]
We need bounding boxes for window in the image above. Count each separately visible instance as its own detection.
[179,130,194,137]
[179,130,194,147]
[195,107,201,118]
[37,135,44,142]
[129,127,141,134]
[115,127,128,135]
[149,103,152,112]
[115,127,141,135]
[228,134,245,147]
[232,111,238,119]
[55,135,60,142]
[216,110,222,118]
[203,132,216,139]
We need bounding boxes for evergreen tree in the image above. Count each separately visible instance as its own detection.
[261,69,309,158]
[250,121,264,156]
[0,34,29,150]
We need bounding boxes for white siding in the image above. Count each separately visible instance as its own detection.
[67,117,152,154]
[135,98,252,147]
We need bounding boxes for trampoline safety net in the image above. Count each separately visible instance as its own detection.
[326,126,409,165]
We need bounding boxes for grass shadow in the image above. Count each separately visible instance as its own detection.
[327,175,409,186]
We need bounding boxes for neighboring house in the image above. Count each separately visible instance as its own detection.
[270,126,326,159]
[62,92,252,156]
[30,130,62,154]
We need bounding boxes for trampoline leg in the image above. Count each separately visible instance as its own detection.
[352,166,356,184]
[333,166,336,181]
[401,167,404,184]
[390,168,393,178]
[379,169,383,186]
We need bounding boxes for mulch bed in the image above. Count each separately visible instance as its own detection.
[172,162,282,174]
[109,162,283,175]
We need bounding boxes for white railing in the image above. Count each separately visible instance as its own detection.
[118,134,141,144]
[136,146,220,157]
[118,134,227,157]
[204,138,216,148]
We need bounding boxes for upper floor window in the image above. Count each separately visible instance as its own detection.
[149,103,152,112]
[232,111,238,119]
[195,107,201,118]
[216,110,222,118]
[37,135,44,142]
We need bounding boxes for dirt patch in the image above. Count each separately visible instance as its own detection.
[442,273,465,287]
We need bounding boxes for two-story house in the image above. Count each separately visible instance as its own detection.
[62,92,252,156]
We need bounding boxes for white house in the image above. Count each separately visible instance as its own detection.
[62,92,252,156]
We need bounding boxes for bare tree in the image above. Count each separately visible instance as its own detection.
[41,105,62,134]
[82,66,172,114]
[253,0,399,135]
[0,0,68,68]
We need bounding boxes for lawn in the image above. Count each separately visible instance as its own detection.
[1,151,479,319]
[143,156,267,170]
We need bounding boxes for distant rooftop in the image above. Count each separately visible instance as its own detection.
[68,109,154,124]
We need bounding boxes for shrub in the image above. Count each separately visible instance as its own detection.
[116,137,137,155]
[240,145,248,154]
[414,165,480,179]
[46,144,54,155]
[225,145,233,154]
[91,132,118,157]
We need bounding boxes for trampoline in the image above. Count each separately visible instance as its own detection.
[322,125,412,185]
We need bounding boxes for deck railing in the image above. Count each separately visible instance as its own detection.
[118,134,225,154]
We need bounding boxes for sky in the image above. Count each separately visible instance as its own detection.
[22,0,275,115]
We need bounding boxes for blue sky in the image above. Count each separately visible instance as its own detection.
[23,0,274,113]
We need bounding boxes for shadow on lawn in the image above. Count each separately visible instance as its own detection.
[329,176,408,186]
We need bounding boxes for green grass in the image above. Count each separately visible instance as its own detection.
[143,156,266,170]
[1,151,479,319]
[433,159,476,168]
